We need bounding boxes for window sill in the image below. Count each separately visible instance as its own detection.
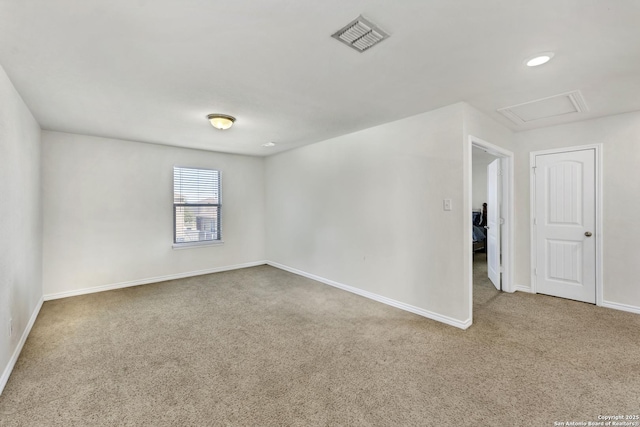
[172,240,225,250]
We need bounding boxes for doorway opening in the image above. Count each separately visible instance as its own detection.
[466,136,514,326]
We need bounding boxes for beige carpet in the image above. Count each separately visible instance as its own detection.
[1,262,639,426]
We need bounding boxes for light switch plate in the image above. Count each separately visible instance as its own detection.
[443,199,452,211]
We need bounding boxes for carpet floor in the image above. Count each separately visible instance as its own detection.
[1,260,639,426]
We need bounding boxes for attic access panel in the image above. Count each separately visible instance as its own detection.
[498,91,589,125]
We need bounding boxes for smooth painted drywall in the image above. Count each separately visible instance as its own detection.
[472,151,491,210]
[42,132,265,296]
[0,64,42,391]
[266,104,469,323]
[514,111,640,308]
[463,104,515,153]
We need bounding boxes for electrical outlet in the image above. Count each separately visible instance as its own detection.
[9,318,12,337]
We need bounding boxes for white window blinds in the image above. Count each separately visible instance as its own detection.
[173,167,221,244]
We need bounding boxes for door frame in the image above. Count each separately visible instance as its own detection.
[466,135,514,324]
[529,144,603,305]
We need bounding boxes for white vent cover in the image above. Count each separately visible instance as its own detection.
[332,15,389,52]
[497,90,589,125]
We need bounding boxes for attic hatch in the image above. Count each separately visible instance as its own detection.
[331,15,389,52]
[497,90,589,125]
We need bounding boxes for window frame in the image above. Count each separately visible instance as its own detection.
[172,165,223,249]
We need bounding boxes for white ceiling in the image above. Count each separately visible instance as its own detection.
[1,0,639,156]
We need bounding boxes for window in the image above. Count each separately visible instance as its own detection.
[173,166,221,245]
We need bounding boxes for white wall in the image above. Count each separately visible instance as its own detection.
[42,131,265,297]
[514,111,640,309]
[472,152,489,210]
[0,64,42,393]
[463,104,515,153]
[266,104,470,325]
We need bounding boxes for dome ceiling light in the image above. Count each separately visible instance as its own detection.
[207,114,236,130]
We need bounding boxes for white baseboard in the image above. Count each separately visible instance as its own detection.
[510,286,640,315]
[44,261,267,301]
[601,300,640,315]
[0,297,43,396]
[514,284,534,293]
[267,261,471,330]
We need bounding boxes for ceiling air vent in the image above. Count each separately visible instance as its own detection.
[331,15,389,52]
[497,90,589,125]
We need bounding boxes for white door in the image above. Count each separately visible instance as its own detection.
[487,159,501,290]
[534,149,595,303]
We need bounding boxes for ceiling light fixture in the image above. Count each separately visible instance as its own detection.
[525,52,554,67]
[262,142,276,147]
[207,114,236,130]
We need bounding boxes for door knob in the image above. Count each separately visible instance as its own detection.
[585,231,593,237]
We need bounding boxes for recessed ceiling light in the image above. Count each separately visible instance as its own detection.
[262,142,276,147]
[207,114,236,130]
[525,52,554,67]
